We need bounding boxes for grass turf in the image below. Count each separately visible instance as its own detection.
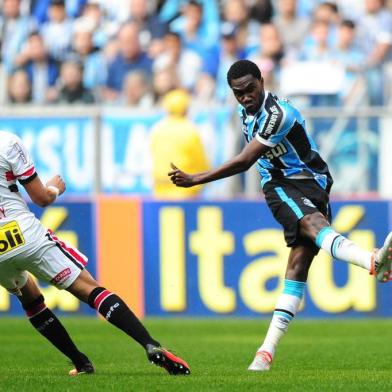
[0,317,391,391]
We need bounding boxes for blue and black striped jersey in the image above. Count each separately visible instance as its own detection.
[239,92,333,190]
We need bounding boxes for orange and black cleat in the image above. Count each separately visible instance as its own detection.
[146,344,190,375]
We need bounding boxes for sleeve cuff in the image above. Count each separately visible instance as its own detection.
[18,172,37,185]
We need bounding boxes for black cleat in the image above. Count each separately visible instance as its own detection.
[146,344,190,375]
[69,353,95,376]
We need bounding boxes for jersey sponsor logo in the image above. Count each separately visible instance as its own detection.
[51,268,71,284]
[264,105,280,135]
[0,221,25,254]
[264,143,288,160]
[260,100,283,139]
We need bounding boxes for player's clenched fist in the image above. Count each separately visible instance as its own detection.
[46,175,66,196]
[168,163,195,188]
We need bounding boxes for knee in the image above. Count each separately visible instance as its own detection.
[21,294,46,317]
[299,212,329,241]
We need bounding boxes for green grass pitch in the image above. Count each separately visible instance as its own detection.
[0,317,391,391]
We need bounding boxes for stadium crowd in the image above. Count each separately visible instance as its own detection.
[0,0,391,107]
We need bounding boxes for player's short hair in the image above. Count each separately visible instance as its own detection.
[227,60,262,86]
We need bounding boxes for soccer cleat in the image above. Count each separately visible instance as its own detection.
[146,344,190,375]
[248,350,273,372]
[68,353,95,376]
[370,232,392,283]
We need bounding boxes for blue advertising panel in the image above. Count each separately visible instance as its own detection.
[0,201,96,315]
[143,199,392,317]
[0,117,96,194]
[310,117,379,192]
[101,107,233,195]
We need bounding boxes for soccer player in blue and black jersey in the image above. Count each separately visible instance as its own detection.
[169,59,392,371]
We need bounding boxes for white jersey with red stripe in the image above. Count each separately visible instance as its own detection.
[0,131,47,262]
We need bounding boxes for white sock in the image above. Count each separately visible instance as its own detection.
[315,227,372,271]
[259,280,305,357]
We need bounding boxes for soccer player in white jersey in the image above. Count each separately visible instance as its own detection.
[0,131,190,376]
[168,59,392,372]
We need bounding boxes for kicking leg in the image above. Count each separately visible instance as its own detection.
[300,212,392,282]
[67,269,190,375]
[248,245,314,371]
[19,275,94,376]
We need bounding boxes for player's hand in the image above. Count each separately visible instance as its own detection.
[46,175,66,196]
[168,163,196,188]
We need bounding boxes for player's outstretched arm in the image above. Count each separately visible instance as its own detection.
[168,138,268,187]
[23,174,66,207]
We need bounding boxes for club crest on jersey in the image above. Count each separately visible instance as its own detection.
[301,197,316,208]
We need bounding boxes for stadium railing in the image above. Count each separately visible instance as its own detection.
[0,105,391,197]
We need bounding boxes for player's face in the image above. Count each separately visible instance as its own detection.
[230,75,264,115]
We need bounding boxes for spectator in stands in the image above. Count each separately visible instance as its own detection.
[40,0,74,61]
[54,59,95,104]
[71,19,106,92]
[104,22,152,102]
[152,66,179,105]
[14,31,59,104]
[7,69,32,103]
[299,20,339,105]
[300,19,332,62]
[205,22,244,103]
[0,0,36,72]
[127,0,168,56]
[333,19,365,104]
[89,0,132,24]
[32,0,87,24]
[249,23,285,92]
[249,0,274,24]
[169,1,219,54]
[78,1,117,48]
[273,0,310,54]
[357,0,392,105]
[121,70,153,108]
[150,89,209,199]
[222,0,260,57]
[153,31,203,92]
[162,0,220,52]
[313,2,341,46]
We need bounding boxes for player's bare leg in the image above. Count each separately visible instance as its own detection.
[300,212,392,282]
[18,276,94,376]
[248,246,314,371]
[67,269,190,375]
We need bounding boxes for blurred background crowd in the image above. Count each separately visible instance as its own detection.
[1,0,391,108]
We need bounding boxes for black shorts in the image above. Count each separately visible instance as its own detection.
[263,178,332,253]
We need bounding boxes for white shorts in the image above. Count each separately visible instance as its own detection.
[0,230,88,294]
